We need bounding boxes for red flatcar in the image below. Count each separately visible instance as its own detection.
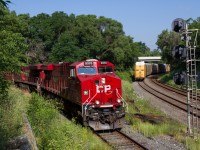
[9,59,127,131]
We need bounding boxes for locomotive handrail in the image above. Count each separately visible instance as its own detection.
[116,88,128,112]
[82,90,91,116]
[82,90,98,117]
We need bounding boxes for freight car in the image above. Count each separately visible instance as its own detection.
[5,59,127,131]
[134,61,170,80]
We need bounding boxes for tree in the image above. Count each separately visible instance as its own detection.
[135,42,151,56]
[27,12,76,63]
[0,8,27,98]
[27,13,51,63]
[188,17,200,59]
[156,29,182,69]
[156,30,179,62]
[150,49,161,56]
[49,31,86,62]
[0,31,27,98]
[0,0,10,8]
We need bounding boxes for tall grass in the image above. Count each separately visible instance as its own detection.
[0,87,30,149]
[28,93,111,150]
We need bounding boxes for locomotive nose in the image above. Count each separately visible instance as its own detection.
[92,76,117,106]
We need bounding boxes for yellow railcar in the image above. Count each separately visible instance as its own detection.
[134,61,147,80]
[134,61,170,80]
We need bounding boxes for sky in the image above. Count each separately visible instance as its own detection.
[9,0,200,50]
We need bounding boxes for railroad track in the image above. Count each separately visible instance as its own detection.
[151,79,200,98]
[150,79,200,109]
[137,79,200,117]
[96,130,148,150]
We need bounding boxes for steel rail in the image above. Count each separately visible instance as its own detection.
[138,79,200,118]
[96,130,148,150]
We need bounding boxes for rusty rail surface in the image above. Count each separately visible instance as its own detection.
[96,130,148,150]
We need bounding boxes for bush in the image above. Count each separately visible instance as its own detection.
[27,93,111,150]
[0,87,29,149]
[116,69,133,82]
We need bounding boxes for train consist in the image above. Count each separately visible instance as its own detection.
[134,61,170,80]
[5,59,127,131]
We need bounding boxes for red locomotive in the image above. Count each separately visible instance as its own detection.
[6,59,127,130]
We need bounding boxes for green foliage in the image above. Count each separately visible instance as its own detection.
[0,87,30,149]
[0,0,11,8]
[0,75,9,99]
[0,30,27,97]
[185,137,200,150]
[116,69,132,82]
[0,8,150,68]
[49,31,87,62]
[135,119,185,137]
[0,8,28,98]
[156,30,181,65]
[28,93,110,150]
[22,12,143,68]
[135,42,151,56]
[188,17,200,59]
[0,30,27,71]
[121,80,136,101]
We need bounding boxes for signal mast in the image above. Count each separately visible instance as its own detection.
[172,18,199,137]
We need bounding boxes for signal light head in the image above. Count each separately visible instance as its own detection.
[172,45,187,59]
[172,18,186,33]
[173,72,186,85]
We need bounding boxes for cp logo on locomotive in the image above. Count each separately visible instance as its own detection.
[96,85,111,93]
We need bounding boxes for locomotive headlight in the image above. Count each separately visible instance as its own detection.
[95,100,100,105]
[102,78,106,84]
[84,90,88,95]
[117,99,121,103]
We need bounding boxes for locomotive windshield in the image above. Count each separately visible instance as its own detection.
[98,66,113,73]
[78,67,96,75]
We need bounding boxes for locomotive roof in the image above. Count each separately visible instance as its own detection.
[70,59,113,67]
[69,59,97,67]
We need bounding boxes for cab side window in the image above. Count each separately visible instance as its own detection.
[70,68,76,77]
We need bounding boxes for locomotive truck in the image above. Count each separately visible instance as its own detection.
[5,59,127,131]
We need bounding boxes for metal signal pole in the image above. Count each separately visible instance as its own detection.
[185,26,199,137]
[172,18,199,137]
[185,23,191,134]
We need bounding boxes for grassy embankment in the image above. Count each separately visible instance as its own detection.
[0,87,111,150]
[116,69,200,150]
